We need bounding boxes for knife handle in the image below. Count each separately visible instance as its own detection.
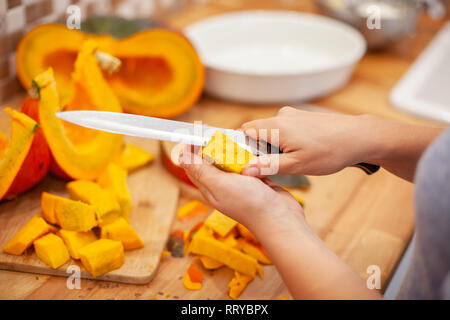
[259,140,380,176]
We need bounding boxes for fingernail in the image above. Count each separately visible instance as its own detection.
[245,166,259,177]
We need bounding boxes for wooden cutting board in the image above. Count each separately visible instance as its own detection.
[0,130,180,284]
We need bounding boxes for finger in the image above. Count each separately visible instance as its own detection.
[242,153,300,177]
[241,118,281,144]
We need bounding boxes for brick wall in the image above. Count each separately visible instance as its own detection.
[0,0,203,102]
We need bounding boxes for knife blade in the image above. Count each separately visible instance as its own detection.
[56,110,278,155]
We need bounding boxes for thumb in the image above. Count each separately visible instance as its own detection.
[242,153,299,177]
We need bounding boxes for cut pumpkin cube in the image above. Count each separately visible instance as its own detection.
[114,143,154,172]
[67,180,120,226]
[33,233,70,269]
[199,256,224,270]
[100,217,144,250]
[204,210,237,237]
[58,229,97,259]
[2,215,51,255]
[228,271,254,300]
[200,130,256,173]
[41,192,97,231]
[236,238,272,264]
[189,233,261,277]
[78,239,125,277]
[97,163,131,220]
[182,263,203,290]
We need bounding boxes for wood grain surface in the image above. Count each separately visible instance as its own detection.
[0,0,447,300]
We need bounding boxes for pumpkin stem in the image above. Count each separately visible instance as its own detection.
[29,80,40,100]
[94,51,121,75]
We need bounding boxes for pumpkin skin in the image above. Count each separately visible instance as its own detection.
[0,109,39,201]
[16,24,205,118]
[3,97,50,199]
[33,41,124,181]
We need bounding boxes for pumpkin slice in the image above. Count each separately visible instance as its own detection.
[199,256,224,270]
[100,217,144,250]
[33,42,123,181]
[97,163,131,220]
[34,233,70,269]
[67,180,120,226]
[200,130,256,174]
[16,24,205,119]
[58,229,97,259]
[114,143,154,172]
[78,239,125,277]
[0,108,38,201]
[177,200,208,220]
[189,233,260,278]
[41,192,97,231]
[236,223,258,243]
[182,263,203,290]
[228,271,254,300]
[2,215,51,255]
[204,210,237,237]
[236,238,272,265]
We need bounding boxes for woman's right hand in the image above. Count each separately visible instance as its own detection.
[241,106,377,177]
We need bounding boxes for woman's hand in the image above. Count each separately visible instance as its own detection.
[241,106,376,177]
[179,146,304,233]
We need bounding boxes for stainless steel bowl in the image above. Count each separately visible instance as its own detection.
[316,0,422,50]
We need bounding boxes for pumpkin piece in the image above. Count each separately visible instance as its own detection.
[199,256,224,270]
[236,238,272,265]
[216,232,239,249]
[100,217,144,250]
[67,180,120,226]
[16,24,205,119]
[2,215,51,255]
[33,43,123,181]
[204,210,237,237]
[41,192,97,231]
[200,130,256,174]
[114,143,154,172]
[189,233,260,277]
[0,108,38,201]
[97,163,131,220]
[177,200,208,220]
[236,223,258,243]
[33,233,70,269]
[228,271,254,300]
[78,239,125,277]
[182,263,203,290]
[58,229,97,259]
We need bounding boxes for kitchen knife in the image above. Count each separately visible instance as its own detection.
[56,111,379,174]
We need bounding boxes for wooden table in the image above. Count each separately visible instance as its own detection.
[0,0,446,300]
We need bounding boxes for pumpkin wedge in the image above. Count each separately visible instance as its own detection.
[0,108,38,201]
[33,42,123,180]
[34,233,70,269]
[16,24,205,118]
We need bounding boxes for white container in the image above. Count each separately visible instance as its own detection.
[184,10,366,104]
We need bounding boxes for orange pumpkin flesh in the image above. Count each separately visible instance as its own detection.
[16,24,204,118]
[3,97,50,198]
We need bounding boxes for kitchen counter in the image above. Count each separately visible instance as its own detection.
[0,0,446,300]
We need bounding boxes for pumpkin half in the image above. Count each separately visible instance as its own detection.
[16,24,205,118]
[0,108,38,201]
[33,41,123,180]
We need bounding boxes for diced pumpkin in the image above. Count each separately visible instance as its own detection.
[114,144,154,172]
[236,238,272,265]
[2,215,51,255]
[58,229,97,259]
[189,233,261,277]
[183,263,203,290]
[204,210,237,237]
[97,163,131,220]
[237,223,258,243]
[199,256,224,270]
[33,233,70,269]
[0,108,38,201]
[33,42,123,180]
[41,192,97,231]
[177,200,208,220]
[200,130,256,174]
[100,217,144,250]
[67,180,120,226]
[78,239,125,277]
[228,271,254,300]
[216,233,239,248]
